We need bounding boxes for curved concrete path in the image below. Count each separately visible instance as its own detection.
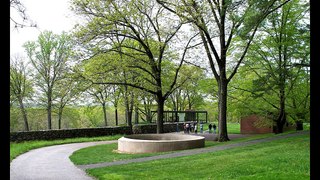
[10,140,117,180]
[10,131,308,180]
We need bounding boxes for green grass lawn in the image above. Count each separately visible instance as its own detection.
[201,122,240,134]
[70,140,228,165]
[10,122,309,164]
[69,132,295,165]
[86,133,309,180]
[10,135,122,162]
[70,143,175,165]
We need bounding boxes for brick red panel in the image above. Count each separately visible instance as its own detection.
[240,115,273,134]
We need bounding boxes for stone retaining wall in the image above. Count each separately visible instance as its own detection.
[10,126,132,142]
[10,123,184,142]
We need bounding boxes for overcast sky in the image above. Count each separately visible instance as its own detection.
[10,0,211,73]
[10,0,79,57]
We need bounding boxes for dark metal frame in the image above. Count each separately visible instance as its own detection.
[150,110,208,123]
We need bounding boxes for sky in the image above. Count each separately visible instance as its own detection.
[10,0,211,73]
[10,0,79,57]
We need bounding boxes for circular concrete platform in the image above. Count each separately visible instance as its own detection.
[118,134,205,153]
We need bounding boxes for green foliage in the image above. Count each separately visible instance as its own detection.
[10,57,34,102]
[10,108,23,131]
[11,0,310,133]
[10,106,128,132]
[23,30,75,129]
[165,64,206,111]
[227,0,310,124]
[78,106,104,127]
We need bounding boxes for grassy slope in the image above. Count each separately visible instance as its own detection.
[70,133,276,165]
[86,133,309,180]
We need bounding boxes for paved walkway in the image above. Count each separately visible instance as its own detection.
[10,131,308,180]
[10,140,117,180]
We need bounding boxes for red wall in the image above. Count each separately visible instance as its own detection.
[240,115,273,134]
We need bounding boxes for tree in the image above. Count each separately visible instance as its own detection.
[10,55,33,131]
[180,65,205,110]
[157,0,292,141]
[167,64,205,111]
[71,0,198,133]
[10,0,37,29]
[136,91,156,123]
[286,70,310,124]
[109,85,121,126]
[24,31,73,130]
[80,51,137,129]
[53,76,82,129]
[86,84,111,126]
[240,0,309,133]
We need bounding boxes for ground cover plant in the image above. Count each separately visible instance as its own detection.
[85,133,309,180]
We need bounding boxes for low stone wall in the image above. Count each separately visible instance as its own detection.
[118,134,205,153]
[10,123,184,142]
[10,126,132,142]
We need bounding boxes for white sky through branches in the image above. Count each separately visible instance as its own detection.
[10,0,211,74]
[10,0,78,57]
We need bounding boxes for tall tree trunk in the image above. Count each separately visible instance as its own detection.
[129,94,134,125]
[125,93,134,130]
[58,107,63,129]
[115,106,118,126]
[276,89,286,133]
[47,96,52,130]
[217,78,230,141]
[275,33,287,133]
[143,98,151,123]
[171,95,177,111]
[102,103,108,126]
[18,98,29,131]
[176,92,180,111]
[125,99,129,124]
[187,93,192,110]
[156,95,165,134]
[135,105,139,124]
[127,109,133,129]
[127,106,133,130]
